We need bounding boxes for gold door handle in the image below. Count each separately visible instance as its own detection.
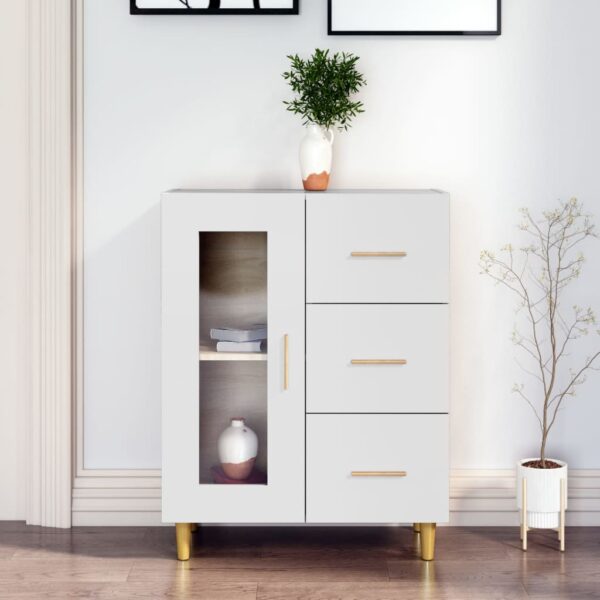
[351,251,407,257]
[351,359,407,365]
[351,471,407,477]
[284,334,289,390]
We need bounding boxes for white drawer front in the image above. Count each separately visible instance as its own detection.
[306,192,449,303]
[307,414,449,523]
[307,305,448,414]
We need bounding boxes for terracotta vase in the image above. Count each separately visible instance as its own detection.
[299,124,334,191]
[217,418,258,480]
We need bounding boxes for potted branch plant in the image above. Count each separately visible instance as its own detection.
[481,199,600,546]
[283,48,366,191]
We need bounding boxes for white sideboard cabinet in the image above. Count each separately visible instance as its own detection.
[161,190,449,562]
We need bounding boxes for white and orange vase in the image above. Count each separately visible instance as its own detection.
[299,124,334,191]
[217,418,258,480]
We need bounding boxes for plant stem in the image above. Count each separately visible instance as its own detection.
[540,434,547,466]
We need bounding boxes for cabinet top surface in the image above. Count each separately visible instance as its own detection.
[164,189,448,196]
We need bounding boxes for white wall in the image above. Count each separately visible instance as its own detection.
[84,0,600,470]
[0,0,29,519]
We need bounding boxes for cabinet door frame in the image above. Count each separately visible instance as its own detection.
[161,192,305,523]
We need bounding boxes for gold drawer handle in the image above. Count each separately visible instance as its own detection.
[351,251,407,257]
[351,471,407,477]
[351,359,407,365]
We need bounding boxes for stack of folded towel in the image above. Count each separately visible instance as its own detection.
[210,324,267,353]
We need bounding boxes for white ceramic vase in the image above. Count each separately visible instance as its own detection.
[299,124,334,191]
[517,458,568,528]
[218,418,258,480]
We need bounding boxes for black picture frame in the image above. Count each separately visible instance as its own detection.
[130,0,299,15]
[328,0,501,36]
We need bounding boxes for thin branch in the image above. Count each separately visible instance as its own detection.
[547,351,600,431]
[514,357,544,383]
[514,336,551,373]
[513,386,544,431]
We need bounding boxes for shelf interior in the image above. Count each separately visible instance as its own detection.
[199,231,268,484]
[199,361,268,484]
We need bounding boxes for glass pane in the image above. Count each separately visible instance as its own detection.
[198,232,268,485]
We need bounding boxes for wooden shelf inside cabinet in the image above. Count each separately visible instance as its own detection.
[199,343,267,362]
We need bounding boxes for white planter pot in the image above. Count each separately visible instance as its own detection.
[299,124,334,191]
[217,418,258,480]
[517,458,568,529]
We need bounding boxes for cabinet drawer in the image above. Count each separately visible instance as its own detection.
[307,414,448,523]
[306,305,448,413]
[306,192,449,303]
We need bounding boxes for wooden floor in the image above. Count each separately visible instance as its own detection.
[0,523,598,599]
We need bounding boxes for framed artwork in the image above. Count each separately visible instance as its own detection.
[328,0,501,36]
[131,0,299,15]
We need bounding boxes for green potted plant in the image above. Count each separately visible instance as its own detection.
[481,199,600,551]
[283,48,366,191]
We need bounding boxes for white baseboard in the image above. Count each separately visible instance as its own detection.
[72,469,600,527]
[449,469,600,526]
[72,473,163,526]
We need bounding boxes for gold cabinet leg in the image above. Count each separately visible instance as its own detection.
[176,523,192,561]
[413,523,421,533]
[420,523,436,561]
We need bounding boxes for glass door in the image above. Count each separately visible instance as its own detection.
[198,231,269,485]
[162,192,305,524]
